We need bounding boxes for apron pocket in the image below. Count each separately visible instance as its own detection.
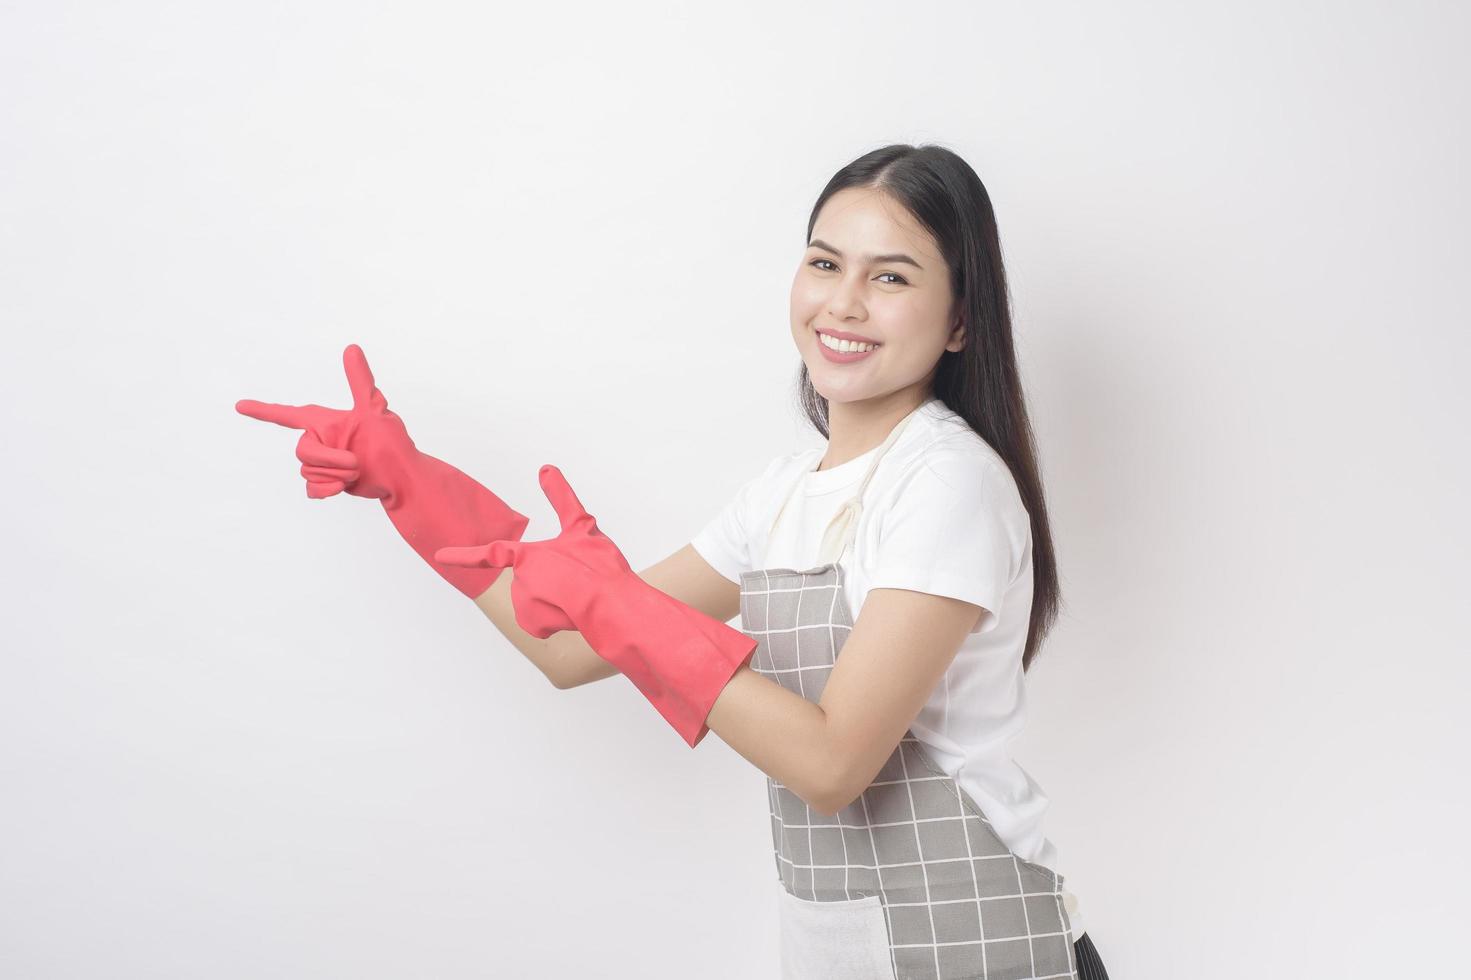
[776,880,896,980]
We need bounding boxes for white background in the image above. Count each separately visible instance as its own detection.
[2,2,1466,977]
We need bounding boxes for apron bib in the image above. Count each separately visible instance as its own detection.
[739,403,1078,980]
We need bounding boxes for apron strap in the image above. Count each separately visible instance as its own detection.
[765,401,925,567]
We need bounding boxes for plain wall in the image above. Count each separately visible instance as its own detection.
[2,1,1466,977]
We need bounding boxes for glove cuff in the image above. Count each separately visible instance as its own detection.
[580,572,757,748]
[379,448,531,599]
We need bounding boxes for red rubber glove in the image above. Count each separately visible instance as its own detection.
[235,344,530,599]
[435,464,756,748]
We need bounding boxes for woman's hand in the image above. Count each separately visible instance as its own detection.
[235,343,531,599]
[235,343,414,501]
[438,463,755,747]
[435,464,629,638]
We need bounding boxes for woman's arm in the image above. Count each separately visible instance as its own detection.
[470,542,741,690]
[478,533,977,813]
[706,586,981,815]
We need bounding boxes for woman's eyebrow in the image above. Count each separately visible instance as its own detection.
[808,238,924,270]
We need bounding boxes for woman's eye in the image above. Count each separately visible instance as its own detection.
[808,259,907,285]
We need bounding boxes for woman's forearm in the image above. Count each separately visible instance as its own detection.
[471,571,620,689]
[475,569,833,808]
[704,665,838,812]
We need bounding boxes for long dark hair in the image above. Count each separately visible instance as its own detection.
[796,143,1061,671]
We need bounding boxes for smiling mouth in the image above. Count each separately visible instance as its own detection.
[816,329,881,353]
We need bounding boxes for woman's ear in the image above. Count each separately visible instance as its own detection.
[947,317,966,352]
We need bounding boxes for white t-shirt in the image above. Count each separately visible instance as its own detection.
[690,396,1086,940]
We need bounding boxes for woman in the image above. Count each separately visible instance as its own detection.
[237,143,1109,980]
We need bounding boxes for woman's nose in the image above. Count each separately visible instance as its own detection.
[823,279,867,320]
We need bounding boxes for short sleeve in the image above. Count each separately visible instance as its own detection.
[690,454,787,585]
[866,452,1027,634]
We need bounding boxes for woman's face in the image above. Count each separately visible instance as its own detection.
[789,186,963,406]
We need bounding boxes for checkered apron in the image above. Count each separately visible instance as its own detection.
[739,407,1078,980]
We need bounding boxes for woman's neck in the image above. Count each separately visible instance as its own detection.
[816,388,932,472]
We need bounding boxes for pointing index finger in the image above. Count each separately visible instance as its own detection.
[236,399,312,429]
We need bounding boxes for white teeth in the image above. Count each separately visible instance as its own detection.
[819,332,877,353]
